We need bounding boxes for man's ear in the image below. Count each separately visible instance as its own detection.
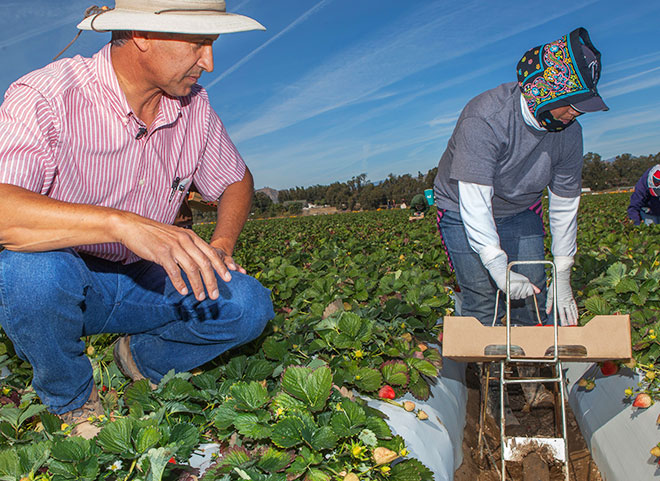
[131,31,150,52]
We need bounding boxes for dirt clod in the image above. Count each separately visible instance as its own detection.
[522,452,549,481]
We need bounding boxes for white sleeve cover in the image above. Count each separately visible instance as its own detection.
[458,181,503,264]
[548,188,579,258]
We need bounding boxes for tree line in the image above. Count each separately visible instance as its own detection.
[582,152,660,191]
[250,151,660,217]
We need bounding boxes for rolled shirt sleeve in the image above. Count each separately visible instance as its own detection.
[0,84,59,194]
[193,106,246,202]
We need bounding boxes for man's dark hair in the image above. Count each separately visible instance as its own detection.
[111,30,133,46]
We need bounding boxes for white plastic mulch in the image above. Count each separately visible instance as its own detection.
[565,362,660,481]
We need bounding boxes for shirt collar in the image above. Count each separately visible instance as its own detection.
[94,44,182,128]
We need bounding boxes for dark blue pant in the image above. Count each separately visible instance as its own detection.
[438,209,547,326]
[0,249,274,413]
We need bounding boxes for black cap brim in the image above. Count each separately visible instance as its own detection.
[571,94,609,113]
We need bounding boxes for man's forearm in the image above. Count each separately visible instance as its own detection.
[0,183,126,251]
[209,168,254,256]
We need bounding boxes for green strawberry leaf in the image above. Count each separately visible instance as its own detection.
[135,426,162,454]
[408,358,438,377]
[380,360,410,387]
[213,403,238,430]
[140,446,174,481]
[389,458,435,481]
[584,296,611,316]
[256,447,294,473]
[365,416,392,440]
[0,448,20,477]
[281,366,332,412]
[261,336,289,361]
[245,359,275,381]
[271,416,305,448]
[353,367,382,392]
[330,400,367,438]
[96,418,134,455]
[615,277,638,294]
[306,467,332,481]
[231,381,270,411]
[271,392,307,413]
[408,377,431,401]
[219,447,250,468]
[309,426,338,451]
[234,412,272,440]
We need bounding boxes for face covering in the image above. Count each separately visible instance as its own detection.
[537,109,574,132]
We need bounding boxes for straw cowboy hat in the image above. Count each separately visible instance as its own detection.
[77,0,265,35]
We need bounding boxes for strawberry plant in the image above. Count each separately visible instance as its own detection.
[3,193,657,478]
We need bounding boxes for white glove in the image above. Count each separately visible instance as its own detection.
[546,256,578,326]
[480,248,540,300]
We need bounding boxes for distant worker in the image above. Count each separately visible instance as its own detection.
[433,27,608,328]
[410,193,429,215]
[627,165,660,225]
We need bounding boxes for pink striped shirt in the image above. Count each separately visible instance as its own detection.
[0,44,246,263]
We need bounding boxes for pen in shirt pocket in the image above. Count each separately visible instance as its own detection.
[168,176,192,203]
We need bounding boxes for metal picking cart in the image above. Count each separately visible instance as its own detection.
[481,260,570,481]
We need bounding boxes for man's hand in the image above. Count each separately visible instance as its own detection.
[546,256,578,326]
[117,214,234,301]
[481,249,540,300]
[211,243,247,281]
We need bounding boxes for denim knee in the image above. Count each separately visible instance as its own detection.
[223,272,274,344]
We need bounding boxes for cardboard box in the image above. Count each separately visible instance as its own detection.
[442,315,631,362]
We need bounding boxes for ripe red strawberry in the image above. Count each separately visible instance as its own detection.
[633,393,652,408]
[378,385,396,400]
[600,360,618,376]
[168,457,176,464]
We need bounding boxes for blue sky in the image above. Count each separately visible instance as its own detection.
[1,1,659,190]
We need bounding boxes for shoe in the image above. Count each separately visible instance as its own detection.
[517,365,555,410]
[113,336,157,390]
[59,385,103,439]
[528,385,555,409]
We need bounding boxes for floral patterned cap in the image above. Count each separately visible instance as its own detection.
[517,27,608,123]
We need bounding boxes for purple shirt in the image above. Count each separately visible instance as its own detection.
[627,167,660,224]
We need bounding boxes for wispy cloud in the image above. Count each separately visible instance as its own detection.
[0,12,80,49]
[232,0,597,143]
[205,0,332,89]
[231,0,252,11]
[606,50,660,74]
[599,66,660,98]
[582,104,660,156]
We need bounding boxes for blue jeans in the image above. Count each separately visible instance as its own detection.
[0,249,274,414]
[438,209,547,326]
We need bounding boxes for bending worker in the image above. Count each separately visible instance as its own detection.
[410,193,429,216]
[0,0,274,438]
[433,27,608,328]
[627,164,660,225]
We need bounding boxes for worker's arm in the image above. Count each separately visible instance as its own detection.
[208,167,254,279]
[545,188,580,326]
[458,181,540,300]
[627,183,647,225]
